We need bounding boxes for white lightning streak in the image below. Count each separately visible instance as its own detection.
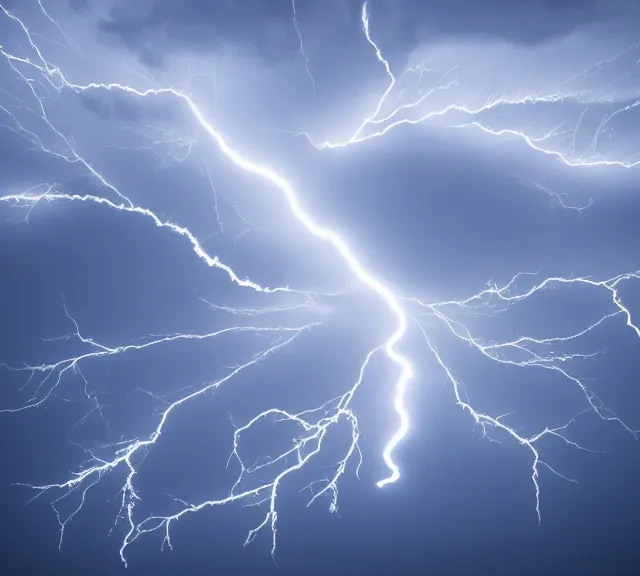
[0,188,293,294]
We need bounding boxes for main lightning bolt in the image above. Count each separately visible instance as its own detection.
[0,0,639,568]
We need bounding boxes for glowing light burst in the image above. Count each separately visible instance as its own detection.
[0,0,639,568]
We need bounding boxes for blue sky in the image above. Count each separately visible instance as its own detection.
[1,1,640,574]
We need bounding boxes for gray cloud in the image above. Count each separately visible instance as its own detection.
[69,0,89,13]
[97,0,302,69]
[371,0,611,48]
[80,93,111,120]
[78,91,180,126]
[93,0,629,72]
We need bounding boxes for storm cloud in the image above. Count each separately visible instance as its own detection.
[93,0,628,71]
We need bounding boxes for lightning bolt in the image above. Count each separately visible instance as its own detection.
[0,0,639,568]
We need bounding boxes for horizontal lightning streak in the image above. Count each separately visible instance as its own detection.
[0,188,293,294]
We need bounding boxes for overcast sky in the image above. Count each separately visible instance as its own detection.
[1,1,640,574]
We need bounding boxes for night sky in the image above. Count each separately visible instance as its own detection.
[2,1,640,574]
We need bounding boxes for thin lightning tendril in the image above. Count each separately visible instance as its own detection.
[291,0,315,96]
[0,0,639,567]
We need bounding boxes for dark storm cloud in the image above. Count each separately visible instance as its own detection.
[112,98,144,123]
[97,0,302,69]
[371,0,612,48]
[80,93,111,120]
[94,0,626,71]
[69,0,89,13]
[78,92,180,126]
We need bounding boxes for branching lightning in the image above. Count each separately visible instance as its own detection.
[300,3,640,169]
[0,0,639,567]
